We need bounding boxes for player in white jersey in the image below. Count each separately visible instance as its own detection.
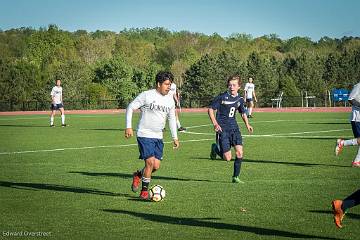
[244,77,257,118]
[50,79,66,127]
[335,82,360,167]
[126,71,180,200]
[168,82,186,132]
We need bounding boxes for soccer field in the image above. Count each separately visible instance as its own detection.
[0,112,359,240]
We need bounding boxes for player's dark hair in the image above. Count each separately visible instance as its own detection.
[156,71,174,84]
[227,74,241,85]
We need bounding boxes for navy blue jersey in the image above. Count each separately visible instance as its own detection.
[210,91,246,130]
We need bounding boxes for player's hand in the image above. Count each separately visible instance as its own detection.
[214,123,222,132]
[125,128,133,138]
[247,125,254,134]
[173,139,180,149]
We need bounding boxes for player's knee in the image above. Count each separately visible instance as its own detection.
[235,150,243,158]
[223,154,232,161]
[357,138,360,145]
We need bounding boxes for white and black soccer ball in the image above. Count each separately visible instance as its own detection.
[149,185,165,202]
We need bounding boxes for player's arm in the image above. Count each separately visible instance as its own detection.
[239,101,253,133]
[50,89,56,105]
[125,93,145,138]
[243,84,248,99]
[241,113,253,133]
[208,108,222,132]
[253,90,257,102]
[173,91,180,107]
[168,105,179,149]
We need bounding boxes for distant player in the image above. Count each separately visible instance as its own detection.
[208,75,253,183]
[125,71,179,200]
[168,82,186,132]
[332,188,360,228]
[335,82,360,167]
[50,79,66,127]
[244,77,257,118]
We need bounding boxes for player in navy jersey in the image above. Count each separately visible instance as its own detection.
[208,75,253,183]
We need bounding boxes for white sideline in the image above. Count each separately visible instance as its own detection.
[185,119,348,129]
[0,128,351,155]
[0,138,214,155]
[184,128,350,137]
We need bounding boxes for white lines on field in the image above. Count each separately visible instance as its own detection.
[183,128,351,138]
[0,138,214,155]
[185,119,348,129]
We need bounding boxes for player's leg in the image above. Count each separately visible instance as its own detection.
[219,131,231,161]
[245,101,250,116]
[210,132,223,160]
[335,121,360,156]
[176,109,186,132]
[132,137,154,193]
[59,105,66,126]
[232,145,243,183]
[332,188,360,228]
[50,104,56,127]
[232,129,244,183]
[248,101,254,117]
[351,121,360,167]
[140,156,157,199]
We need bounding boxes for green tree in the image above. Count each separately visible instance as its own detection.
[93,57,136,107]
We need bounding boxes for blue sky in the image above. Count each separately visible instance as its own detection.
[1,0,359,41]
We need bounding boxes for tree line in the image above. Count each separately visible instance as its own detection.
[1,25,360,109]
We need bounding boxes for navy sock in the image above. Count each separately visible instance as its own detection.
[141,177,150,191]
[233,157,242,177]
[342,189,360,211]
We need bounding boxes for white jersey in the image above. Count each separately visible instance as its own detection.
[244,83,255,99]
[349,82,360,122]
[51,86,63,104]
[168,83,177,100]
[126,89,178,139]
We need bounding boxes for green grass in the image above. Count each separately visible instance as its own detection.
[0,112,359,240]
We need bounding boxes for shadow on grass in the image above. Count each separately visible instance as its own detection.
[102,209,342,240]
[69,171,225,183]
[197,158,349,168]
[0,180,132,197]
[310,210,360,220]
[244,159,350,168]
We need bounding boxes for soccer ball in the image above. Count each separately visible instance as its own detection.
[149,185,165,202]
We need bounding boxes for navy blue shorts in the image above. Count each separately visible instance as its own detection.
[246,98,253,103]
[351,121,360,138]
[216,128,243,153]
[51,103,64,110]
[137,137,164,160]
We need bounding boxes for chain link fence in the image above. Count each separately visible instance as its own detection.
[0,94,349,111]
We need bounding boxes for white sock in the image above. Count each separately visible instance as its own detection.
[176,119,181,129]
[354,147,360,162]
[50,116,54,125]
[344,139,358,146]
[249,108,252,115]
[61,115,65,125]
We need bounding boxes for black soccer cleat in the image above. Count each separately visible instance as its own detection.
[178,127,187,132]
